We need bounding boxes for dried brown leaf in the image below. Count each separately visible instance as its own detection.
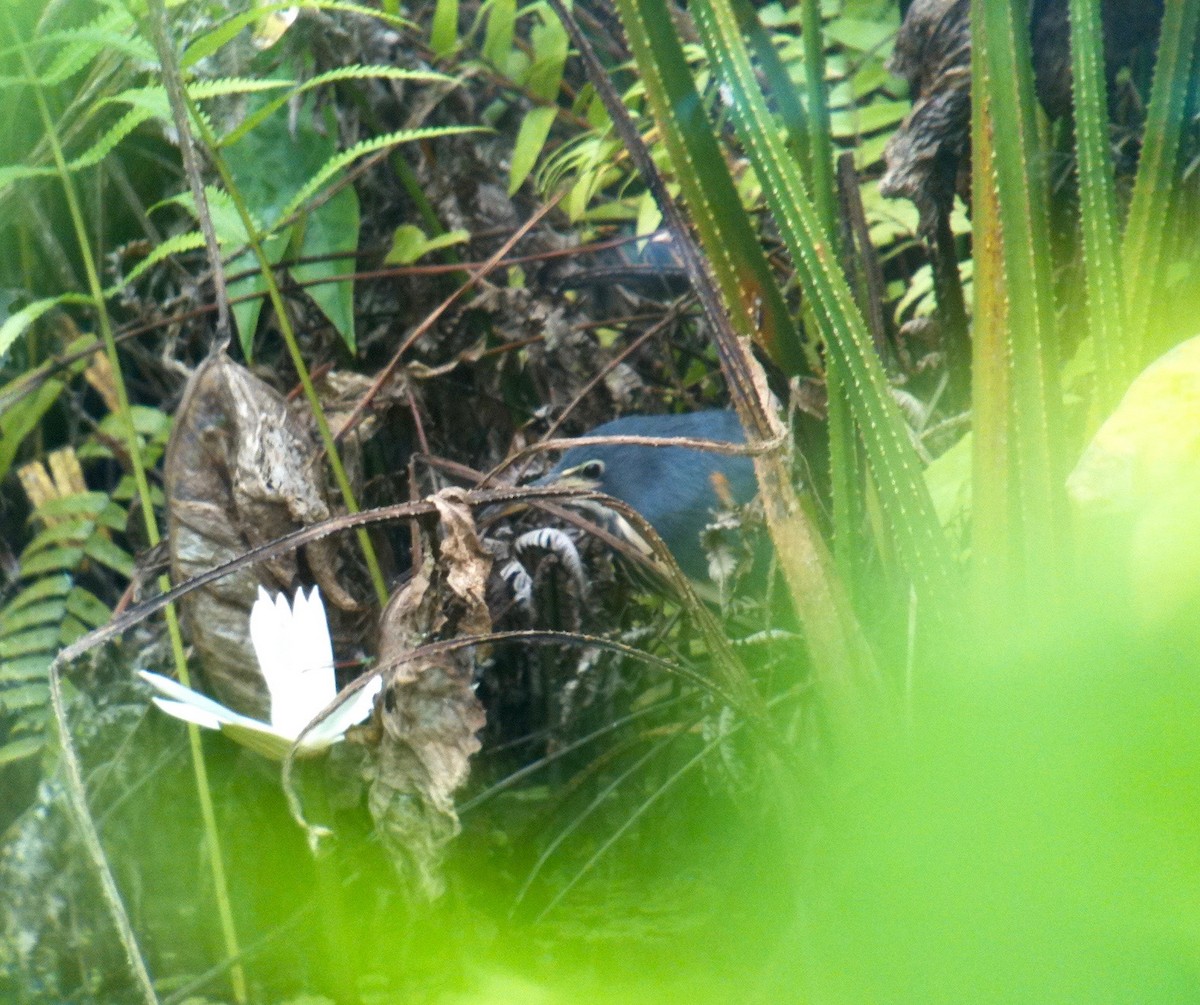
[882,0,1164,228]
[360,490,492,897]
[164,352,353,717]
[880,0,971,228]
[430,487,493,639]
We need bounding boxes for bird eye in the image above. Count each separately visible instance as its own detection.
[580,459,605,479]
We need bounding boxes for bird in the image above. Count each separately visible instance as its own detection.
[535,410,759,584]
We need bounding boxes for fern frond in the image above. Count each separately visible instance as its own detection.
[182,1,415,70]
[219,64,458,146]
[18,545,87,578]
[0,575,78,765]
[1,8,142,88]
[68,105,156,172]
[105,230,207,293]
[296,64,456,90]
[308,0,415,32]
[0,164,58,195]
[277,125,486,223]
[103,79,290,124]
[0,294,89,359]
[187,76,295,101]
[39,28,153,88]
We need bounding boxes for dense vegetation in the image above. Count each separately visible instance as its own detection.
[1,0,1198,1001]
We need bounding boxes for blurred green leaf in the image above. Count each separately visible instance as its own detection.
[0,736,44,767]
[385,224,469,265]
[432,0,460,53]
[483,0,517,68]
[509,105,558,194]
[223,90,360,354]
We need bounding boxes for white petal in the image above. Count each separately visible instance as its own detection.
[298,673,383,749]
[141,670,328,761]
[150,698,224,731]
[141,670,273,733]
[249,586,289,693]
[268,586,337,737]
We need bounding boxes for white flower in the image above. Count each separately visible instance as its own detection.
[140,586,381,760]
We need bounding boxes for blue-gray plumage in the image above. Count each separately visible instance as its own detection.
[537,410,757,581]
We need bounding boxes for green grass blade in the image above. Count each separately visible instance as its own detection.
[1121,0,1200,362]
[969,0,1063,595]
[610,0,808,376]
[690,0,956,608]
[799,0,836,241]
[1068,0,1127,412]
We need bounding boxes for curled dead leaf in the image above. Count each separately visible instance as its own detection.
[882,0,1163,230]
[164,352,354,717]
[360,490,492,896]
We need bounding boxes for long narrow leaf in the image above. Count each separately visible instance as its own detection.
[1121,0,1200,362]
[970,0,1063,594]
[792,1,862,589]
[1068,0,1127,411]
[610,0,808,376]
[690,0,956,607]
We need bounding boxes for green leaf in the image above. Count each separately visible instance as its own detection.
[1067,0,1127,413]
[610,0,807,375]
[68,105,156,172]
[38,25,152,88]
[0,295,77,359]
[275,125,484,227]
[0,683,51,711]
[828,99,909,139]
[384,225,470,265]
[217,67,456,149]
[969,0,1063,599]
[108,230,207,293]
[1121,0,1200,363]
[432,0,460,55]
[221,88,349,353]
[924,431,973,537]
[526,5,569,101]
[34,490,110,521]
[0,372,66,487]
[292,181,361,351]
[18,546,86,577]
[0,599,68,636]
[0,575,72,616]
[0,627,61,660]
[0,656,52,684]
[22,520,96,557]
[0,164,58,191]
[83,535,134,578]
[689,0,955,603]
[0,737,44,767]
[483,0,517,68]
[66,586,111,629]
[509,105,558,195]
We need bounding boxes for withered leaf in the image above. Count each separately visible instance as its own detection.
[361,490,492,897]
[882,0,1164,230]
[430,487,493,639]
[164,352,353,718]
[880,0,970,229]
